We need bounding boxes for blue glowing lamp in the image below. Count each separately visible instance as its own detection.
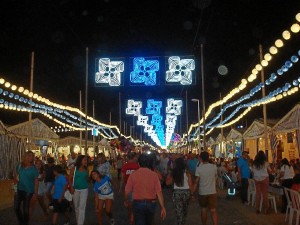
[130,57,159,86]
[146,99,162,115]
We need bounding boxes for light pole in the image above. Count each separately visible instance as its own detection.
[130,126,135,139]
[191,99,201,154]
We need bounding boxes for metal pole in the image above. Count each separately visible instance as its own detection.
[259,44,269,155]
[85,47,89,155]
[220,93,224,157]
[185,90,189,154]
[201,44,206,151]
[79,90,82,154]
[119,92,121,133]
[28,52,34,151]
[197,100,201,154]
[93,100,95,158]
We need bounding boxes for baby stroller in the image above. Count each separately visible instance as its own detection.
[222,172,239,198]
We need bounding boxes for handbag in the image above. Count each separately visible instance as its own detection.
[64,167,76,201]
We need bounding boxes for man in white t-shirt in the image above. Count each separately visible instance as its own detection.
[193,151,218,225]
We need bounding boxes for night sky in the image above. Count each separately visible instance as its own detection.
[0,0,300,141]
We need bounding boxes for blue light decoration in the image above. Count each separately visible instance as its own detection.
[125,100,143,116]
[166,98,182,115]
[166,56,195,85]
[145,99,162,115]
[95,58,124,86]
[130,57,159,86]
[151,114,163,126]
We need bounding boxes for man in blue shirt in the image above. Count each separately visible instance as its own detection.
[237,151,250,204]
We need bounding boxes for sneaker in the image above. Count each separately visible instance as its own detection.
[110,218,115,225]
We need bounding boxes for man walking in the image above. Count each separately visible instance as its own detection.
[237,151,250,204]
[193,151,218,225]
[125,153,166,225]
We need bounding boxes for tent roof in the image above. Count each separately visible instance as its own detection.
[0,120,7,134]
[57,136,94,147]
[207,137,215,146]
[7,118,59,140]
[226,128,243,141]
[243,120,272,140]
[215,133,226,143]
[273,103,300,134]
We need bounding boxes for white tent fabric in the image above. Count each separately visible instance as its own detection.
[243,120,272,140]
[273,103,300,134]
[215,133,226,144]
[57,136,94,147]
[207,137,215,146]
[8,118,59,140]
[226,128,243,141]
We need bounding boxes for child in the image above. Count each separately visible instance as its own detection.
[52,165,70,225]
[91,170,115,225]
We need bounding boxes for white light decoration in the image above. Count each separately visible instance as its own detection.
[296,13,300,22]
[261,60,268,67]
[137,115,149,126]
[166,56,195,85]
[125,100,142,116]
[0,78,4,84]
[4,82,11,88]
[282,30,291,40]
[165,99,182,115]
[95,58,124,86]
[255,64,262,71]
[11,85,17,91]
[264,53,272,61]
[269,46,278,55]
[291,23,300,33]
[165,114,177,126]
[144,124,153,133]
[275,39,284,48]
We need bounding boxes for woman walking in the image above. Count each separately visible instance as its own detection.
[166,156,193,225]
[69,155,89,225]
[29,159,48,217]
[91,170,115,225]
[252,150,271,214]
[14,151,39,225]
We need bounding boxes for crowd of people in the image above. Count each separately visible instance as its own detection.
[13,148,300,225]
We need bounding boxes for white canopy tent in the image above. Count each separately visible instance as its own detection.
[243,120,273,161]
[226,128,243,158]
[214,133,226,158]
[272,103,300,160]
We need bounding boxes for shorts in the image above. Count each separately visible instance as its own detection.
[198,194,217,209]
[45,182,54,193]
[53,199,69,213]
[98,193,114,200]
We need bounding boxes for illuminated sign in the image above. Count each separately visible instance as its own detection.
[166,56,195,85]
[95,58,124,86]
[130,57,159,86]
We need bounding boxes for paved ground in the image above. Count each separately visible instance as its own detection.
[0,172,290,225]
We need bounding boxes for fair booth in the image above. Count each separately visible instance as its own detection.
[226,128,243,158]
[214,133,226,158]
[243,120,273,161]
[272,103,300,161]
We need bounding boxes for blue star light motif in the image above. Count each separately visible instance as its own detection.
[151,114,163,126]
[95,58,124,86]
[146,99,162,115]
[130,57,159,86]
[166,56,195,85]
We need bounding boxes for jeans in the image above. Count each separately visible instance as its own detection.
[133,200,156,225]
[14,190,33,225]
[73,188,88,225]
[241,178,249,203]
